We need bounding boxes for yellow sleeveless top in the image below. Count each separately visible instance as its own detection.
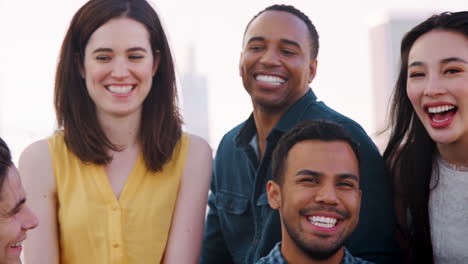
[48,133,189,264]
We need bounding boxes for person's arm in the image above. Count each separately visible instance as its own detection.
[199,137,235,264]
[18,139,60,264]
[162,134,212,264]
[199,193,235,264]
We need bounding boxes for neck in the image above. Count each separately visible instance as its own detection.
[97,110,141,150]
[437,139,468,167]
[252,108,284,160]
[281,242,345,264]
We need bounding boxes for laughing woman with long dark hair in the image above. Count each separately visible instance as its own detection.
[384,11,468,264]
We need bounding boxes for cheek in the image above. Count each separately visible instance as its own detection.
[343,193,361,216]
[406,83,422,109]
[84,64,108,85]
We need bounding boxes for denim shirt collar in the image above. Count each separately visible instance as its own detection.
[234,89,317,148]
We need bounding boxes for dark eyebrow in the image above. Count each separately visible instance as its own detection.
[280,39,301,49]
[408,61,424,68]
[408,57,468,69]
[127,47,148,53]
[296,169,322,177]
[246,36,265,45]
[92,47,148,54]
[8,198,26,216]
[441,57,468,64]
[338,173,359,183]
[92,48,113,54]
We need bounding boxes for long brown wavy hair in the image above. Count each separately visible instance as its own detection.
[55,0,182,171]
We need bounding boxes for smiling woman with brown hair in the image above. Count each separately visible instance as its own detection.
[18,0,212,263]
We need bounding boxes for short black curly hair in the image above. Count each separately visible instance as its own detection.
[244,4,320,59]
[272,120,360,184]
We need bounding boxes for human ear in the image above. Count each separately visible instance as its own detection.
[308,59,318,83]
[266,180,281,210]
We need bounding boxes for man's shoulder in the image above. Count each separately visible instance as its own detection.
[255,243,285,264]
[216,122,245,149]
[301,101,370,141]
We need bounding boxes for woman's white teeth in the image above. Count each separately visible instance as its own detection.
[10,242,23,248]
[428,105,455,114]
[107,85,133,94]
[308,216,337,228]
[256,75,285,85]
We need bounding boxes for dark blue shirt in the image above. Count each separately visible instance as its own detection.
[256,243,375,264]
[200,89,398,264]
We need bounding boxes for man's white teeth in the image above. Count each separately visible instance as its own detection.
[428,105,455,114]
[308,216,337,228]
[107,85,133,94]
[10,242,23,248]
[256,75,285,85]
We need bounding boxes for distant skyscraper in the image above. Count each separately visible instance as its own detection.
[369,12,434,150]
[180,44,210,143]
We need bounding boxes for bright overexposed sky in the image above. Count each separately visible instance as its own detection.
[0,0,466,161]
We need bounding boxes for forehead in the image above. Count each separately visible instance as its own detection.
[244,11,312,48]
[0,166,23,208]
[86,17,151,50]
[409,30,468,64]
[285,140,359,178]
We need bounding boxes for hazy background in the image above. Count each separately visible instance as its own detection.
[0,0,466,162]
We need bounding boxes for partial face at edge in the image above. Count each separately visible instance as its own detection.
[239,11,317,113]
[0,166,38,264]
[267,140,361,260]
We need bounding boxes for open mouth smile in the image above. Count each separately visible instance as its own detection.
[255,74,286,86]
[105,85,135,94]
[425,104,457,127]
[308,215,338,228]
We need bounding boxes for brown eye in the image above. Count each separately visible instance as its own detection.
[409,72,425,78]
[128,55,144,60]
[444,68,461,74]
[96,56,111,62]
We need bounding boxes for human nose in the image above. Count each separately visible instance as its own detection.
[21,206,39,230]
[423,74,446,97]
[111,58,130,79]
[314,183,338,205]
[259,48,280,67]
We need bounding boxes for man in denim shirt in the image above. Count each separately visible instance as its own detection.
[200,4,398,264]
[256,120,373,264]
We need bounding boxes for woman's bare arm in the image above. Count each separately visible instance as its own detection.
[19,139,60,264]
[162,134,213,264]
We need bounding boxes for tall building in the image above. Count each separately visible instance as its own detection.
[180,44,211,144]
[369,11,434,150]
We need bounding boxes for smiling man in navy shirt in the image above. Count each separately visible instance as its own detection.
[200,4,398,264]
[257,120,373,264]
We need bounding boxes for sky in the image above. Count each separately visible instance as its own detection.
[0,0,466,162]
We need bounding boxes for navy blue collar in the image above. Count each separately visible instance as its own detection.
[235,89,317,148]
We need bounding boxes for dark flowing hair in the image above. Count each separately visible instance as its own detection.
[383,11,468,263]
[55,0,182,171]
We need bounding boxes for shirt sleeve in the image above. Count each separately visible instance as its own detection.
[199,176,235,264]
